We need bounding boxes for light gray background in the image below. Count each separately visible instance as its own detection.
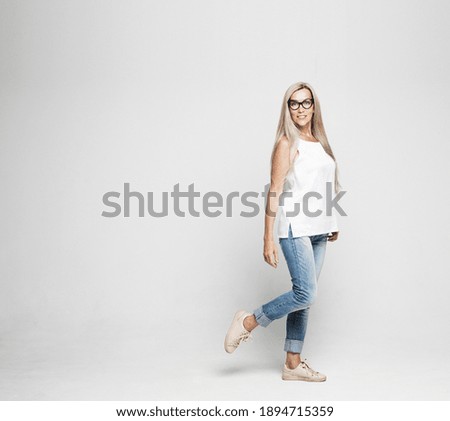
[1,0,449,400]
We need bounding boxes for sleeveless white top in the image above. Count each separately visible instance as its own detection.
[277,136,339,238]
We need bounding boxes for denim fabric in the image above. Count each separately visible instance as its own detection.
[253,223,328,354]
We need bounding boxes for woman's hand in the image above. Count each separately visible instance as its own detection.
[263,238,279,268]
[327,231,339,242]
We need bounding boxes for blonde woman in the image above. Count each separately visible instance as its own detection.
[224,82,341,382]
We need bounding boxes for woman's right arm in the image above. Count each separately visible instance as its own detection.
[263,135,291,268]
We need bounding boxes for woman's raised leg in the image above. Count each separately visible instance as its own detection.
[252,226,318,328]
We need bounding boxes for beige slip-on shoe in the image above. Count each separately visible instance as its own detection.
[282,358,327,382]
[224,310,253,353]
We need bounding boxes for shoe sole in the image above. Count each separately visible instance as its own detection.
[282,372,327,382]
[224,310,247,353]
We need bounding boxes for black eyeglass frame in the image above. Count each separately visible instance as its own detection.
[287,98,314,110]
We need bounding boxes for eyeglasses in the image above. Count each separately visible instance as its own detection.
[287,98,314,110]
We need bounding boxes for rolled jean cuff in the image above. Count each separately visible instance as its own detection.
[284,339,304,354]
[253,305,272,327]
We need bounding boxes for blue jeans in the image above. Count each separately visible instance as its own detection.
[253,224,328,354]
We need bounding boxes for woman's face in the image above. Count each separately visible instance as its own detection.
[288,88,314,128]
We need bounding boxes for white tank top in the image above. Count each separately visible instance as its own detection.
[277,136,339,238]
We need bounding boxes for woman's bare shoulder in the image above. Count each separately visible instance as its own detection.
[278,134,289,145]
[272,135,291,171]
[275,135,290,151]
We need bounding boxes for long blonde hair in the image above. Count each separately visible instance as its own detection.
[270,81,342,194]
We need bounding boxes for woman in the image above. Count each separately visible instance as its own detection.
[224,81,341,382]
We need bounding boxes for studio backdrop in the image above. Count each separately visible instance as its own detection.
[1,0,449,400]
